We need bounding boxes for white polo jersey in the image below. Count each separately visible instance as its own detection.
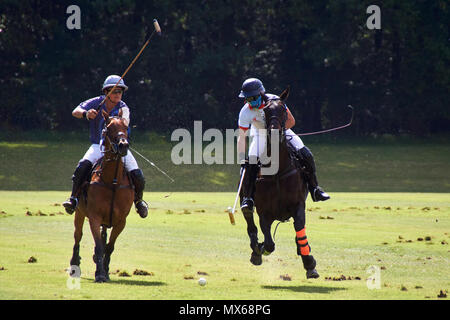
[238,93,280,131]
[238,93,305,157]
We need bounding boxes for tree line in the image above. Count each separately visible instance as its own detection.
[1,0,448,136]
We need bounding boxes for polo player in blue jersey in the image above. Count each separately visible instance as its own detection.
[62,75,149,218]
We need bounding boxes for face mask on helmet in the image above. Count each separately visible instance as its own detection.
[247,95,262,109]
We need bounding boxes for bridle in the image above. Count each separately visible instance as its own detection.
[101,118,129,160]
[265,99,288,142]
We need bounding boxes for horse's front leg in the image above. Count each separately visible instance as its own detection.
[293,203,319,279]
[103,220,126,280]
[242,211,262,265]
[89,217,108,283]
[259,215,275,255]
[70,210,85,273]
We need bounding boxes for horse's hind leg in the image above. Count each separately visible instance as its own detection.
[104,220,126,280]
[89,217,108,283]
[243,211,261,265]
[293,204,319,279]
[70,210,85,275]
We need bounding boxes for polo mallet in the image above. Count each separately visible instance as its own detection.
[129,146,175,199]
[227,167,246,225]
[296,105,354,136]
[96,19,162,111]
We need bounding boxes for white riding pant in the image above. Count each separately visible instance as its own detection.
[81,144,139,171]
[248,127,304,158]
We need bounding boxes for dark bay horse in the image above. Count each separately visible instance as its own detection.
[241,87,319,279]
[70,110,134,282]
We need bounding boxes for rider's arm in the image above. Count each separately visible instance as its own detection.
[286,107,295,129]
[237,127,248,163]
[118,105,130,127]
[237,106,251,163]
[72,106,94,120]
[72,97,101,120]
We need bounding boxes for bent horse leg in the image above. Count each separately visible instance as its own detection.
[243,211,262,265]
[259,215,275,255]
[293,204,319,279]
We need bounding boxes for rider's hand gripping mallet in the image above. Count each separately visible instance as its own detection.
[96,19,162,112]
[228,167,246,225]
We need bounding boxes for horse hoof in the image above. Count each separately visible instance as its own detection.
[262,245,274,256]
[306,269,320,279]
[250,252,262,266]
[95,275,108,283]
[254,243,265,256]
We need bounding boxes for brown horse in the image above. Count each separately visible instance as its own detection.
[241,87,319,279]
[70,110,134,282]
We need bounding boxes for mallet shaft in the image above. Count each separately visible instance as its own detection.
[97,18,162,111]
[229,167,246,225]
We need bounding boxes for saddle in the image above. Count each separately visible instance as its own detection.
[79,157,134,205]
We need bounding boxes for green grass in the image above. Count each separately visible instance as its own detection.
[0,131,449,192]
[0,191,448,300]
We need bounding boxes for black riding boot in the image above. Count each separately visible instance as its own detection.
[129,169,149,218]
[240,163,259,215]
[296,147,330,202]
[62,160,93,214]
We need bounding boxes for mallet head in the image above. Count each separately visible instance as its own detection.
[153,19,162,36]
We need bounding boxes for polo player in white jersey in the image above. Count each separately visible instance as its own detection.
[237,78,330,215]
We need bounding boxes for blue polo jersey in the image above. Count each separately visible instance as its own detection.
[78,96,130,144]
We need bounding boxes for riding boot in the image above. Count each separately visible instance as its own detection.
[240,163,259,215]
[63,160,93,214]
[129,169,149,218]
[296,147,330,202]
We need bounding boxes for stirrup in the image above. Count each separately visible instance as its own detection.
[62,197,78,214]
[311,187,330,202]
[135,200,148,218]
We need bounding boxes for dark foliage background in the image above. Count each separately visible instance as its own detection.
[0,0,448,135]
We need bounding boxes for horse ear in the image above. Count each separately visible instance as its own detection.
[102,110,110,124]
[261,93,269,103]
[280,86,290,102]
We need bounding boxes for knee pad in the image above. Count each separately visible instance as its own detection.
[72,160,93,183]
[130,169,145,189]
[298,146,316,173]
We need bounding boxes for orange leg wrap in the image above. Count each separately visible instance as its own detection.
[296,228,311,256]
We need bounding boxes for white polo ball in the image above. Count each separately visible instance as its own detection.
[198,277,207,286]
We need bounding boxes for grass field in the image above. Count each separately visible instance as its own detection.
[0,133,449,301]
[0,191,448,300]
[1,131,449,192]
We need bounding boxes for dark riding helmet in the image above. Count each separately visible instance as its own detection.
[238,78,265,98]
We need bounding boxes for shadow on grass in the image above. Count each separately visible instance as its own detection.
[112,279,167,287]
[262,285,347,294]
[82,277,167,287]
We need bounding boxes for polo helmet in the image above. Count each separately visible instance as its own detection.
[238,78,265,98]
[102,75,128,92]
